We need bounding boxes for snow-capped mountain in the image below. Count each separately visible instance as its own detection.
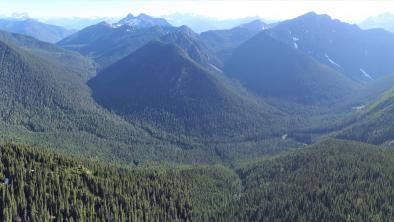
[114,13,172,28]
[265,12,394,82]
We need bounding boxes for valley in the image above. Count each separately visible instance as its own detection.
[0,5,394,221]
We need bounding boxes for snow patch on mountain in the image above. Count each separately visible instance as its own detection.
[119,18,141,26]
[360,68,373,80]
[352,105,365,110]
[292,37,299,49]
[325,54,341,68]
[210,64,223,73]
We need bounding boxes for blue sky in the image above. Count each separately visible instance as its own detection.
[1,0,393,22]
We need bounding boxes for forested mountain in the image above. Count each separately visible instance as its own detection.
[200,20,269,61]
[0,30,96,80]
[0,39,94,128]
[224,32,359,105]
[3,7,394,221]
[0,37,185,164]
[0,28,296,165]
[159,25,223,70]
[0,18,74,43]
[214,139,394,221]
[58,14,175,67]
[88,41,284,137]
[58,13,225,70]
[115,13,172,28]
[3,139,394,221]
[265,12,394,82]
[338,85,394,144]
[0,143,240,221]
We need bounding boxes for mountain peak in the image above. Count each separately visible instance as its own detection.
[124,13,134,19]
[304,11,318,17]
[297,11,332,21]
[224,32,357,104]
[238,19,269,31]
[176,25,197,36]
[10,12,30,20]
[114,13,171,28]
[137,13,150,19]
[88,38,274,137]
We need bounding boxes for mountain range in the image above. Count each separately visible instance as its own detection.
[2,11,394,161]
[360,12,394,33]
[2,10,394,221]
[57,15,175,67]
[224,31,358,105]
[0,18,75,43]
[164,13,264,33]
[0,11,393,157]
[200,19,270,61]
[266,12,394,82]
[88,40,282,137]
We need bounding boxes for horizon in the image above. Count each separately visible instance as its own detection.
[1,0,394,24]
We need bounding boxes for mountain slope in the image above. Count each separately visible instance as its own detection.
[0,143,240,221]
[224,32,358,105]
[267,12,394,81]
[0,39,91,126]
[214,139,394,221]
[0,31,296,165]
[88,41,284,137]
[338,85,394,144]
[58,14,175,67]
[0,39,176,163]
[360,12,394,33]
[0,18,74,43]
[159,25,223,70]
[115,13,172,28]
[201,20,269,61]
[0,30,96,80]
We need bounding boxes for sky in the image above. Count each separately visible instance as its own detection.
[1,0,394,23]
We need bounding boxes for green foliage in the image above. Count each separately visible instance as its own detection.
[58,23,174,68]
[213,139,394,221]
[88,41,286,139]
[0,143,240,221]
[0,30,96,80]
[339,85,394,144]
[3,139,394,221]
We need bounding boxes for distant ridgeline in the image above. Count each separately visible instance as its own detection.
[0,8,394,222]
[0,10,393,167]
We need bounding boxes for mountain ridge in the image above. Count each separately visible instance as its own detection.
[0,18,75,43]
[88,40,285,138]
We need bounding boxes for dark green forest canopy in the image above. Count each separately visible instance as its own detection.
[2,139,394,221]
[0,143,240,222]
[2,11,394,222]
[214,139,394,221]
